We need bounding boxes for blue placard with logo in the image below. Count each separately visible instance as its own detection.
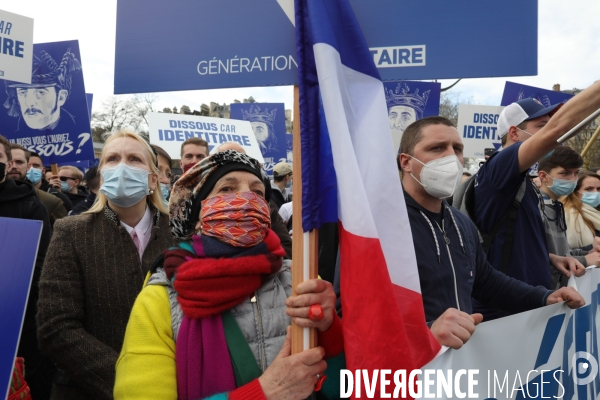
[383,80,441,138]
[86,93,93,121]
[0,217,41,399]
[0,40,94,164]
[230,103,288,175]
[500,81,574,107]
[114,0,537,93]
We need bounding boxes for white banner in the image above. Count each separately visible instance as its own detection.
[148,112,264,163]
[456,104,505,158]
[423,269,600,400]
[0,10,33,84]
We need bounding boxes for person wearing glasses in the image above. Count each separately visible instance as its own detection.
[56,166,89,207]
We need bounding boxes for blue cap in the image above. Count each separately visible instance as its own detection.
[516,98,562,121]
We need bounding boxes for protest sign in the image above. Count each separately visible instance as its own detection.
[0,40,94,164]
[230,103,287,174]
[423,269,600,400]
[501,81,575,107]
[114,0,537,93]
[286,132,293,163]
[0,9,33,84]
[148,112,265,163]
[384,81,441,152]
[456,104,505,158]
[0,217,42,400]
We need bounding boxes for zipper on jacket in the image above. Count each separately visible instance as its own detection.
[435,220,461,311]
[251,293,267,371]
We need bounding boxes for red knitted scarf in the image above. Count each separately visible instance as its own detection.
[164,230,285,319]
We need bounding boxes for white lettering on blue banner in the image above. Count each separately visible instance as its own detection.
[369,45,426,68]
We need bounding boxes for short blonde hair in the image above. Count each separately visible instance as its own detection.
[86,131,168,215]
[60,166,84,182]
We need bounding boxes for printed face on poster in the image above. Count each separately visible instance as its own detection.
[148,112,264,163]
[230,103,287,175]
[501,81,574,107]
[456,104,505,158]
[383,81,441,152]
[0,40,94,164]
[0,10,34,84]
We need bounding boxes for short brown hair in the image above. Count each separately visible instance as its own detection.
[180,138,209,157]
[538,146,583,172]
[152,144,172,166]
[0,134,11,162]
[10,143,30,161]
[400,116,455,156]
[60,165,84,182]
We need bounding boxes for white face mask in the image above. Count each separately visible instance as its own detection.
[409,154,463,199]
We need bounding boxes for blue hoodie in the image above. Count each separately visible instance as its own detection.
[403,190,551,324]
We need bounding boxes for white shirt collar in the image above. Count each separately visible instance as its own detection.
[119,205,152,236]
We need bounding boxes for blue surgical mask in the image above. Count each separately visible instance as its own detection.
[160,182,170,202]
[581,192,600,208]
[285,179,292,189]
[100,163,150,208]
[26,168,43,184]
[61,181,72,192]
[546,175,577,196]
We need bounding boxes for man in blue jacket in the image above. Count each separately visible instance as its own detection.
[397,116,585,349]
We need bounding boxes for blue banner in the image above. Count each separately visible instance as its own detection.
[114,0,537,93]
[0,40,94,164]
[383,80,441,140]
[230,103,288,174]
[500,81,574,107]
[0,217,41,399]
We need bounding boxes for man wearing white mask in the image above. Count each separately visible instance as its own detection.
[397,116,585,349]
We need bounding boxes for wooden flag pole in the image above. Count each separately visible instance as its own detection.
[291,85,319,355]
[51,163,59,177]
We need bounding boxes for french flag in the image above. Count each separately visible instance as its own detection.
[295,0,440,393]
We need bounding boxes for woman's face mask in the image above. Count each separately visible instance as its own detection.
[580,191,600,208]
[408,154,463,199]
[200,191,271,247]
[100,163,150,208]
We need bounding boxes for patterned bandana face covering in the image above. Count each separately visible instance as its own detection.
[200,191,271,247]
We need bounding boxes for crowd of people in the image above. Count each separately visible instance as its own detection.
[1,79,600,400]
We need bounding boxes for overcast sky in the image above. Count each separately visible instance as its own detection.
[3,0,599,114]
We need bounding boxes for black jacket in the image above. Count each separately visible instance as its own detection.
[403,191,551,323]
[70,192,97,216]
[0,178,53,398]
[39,179,73,211]
[64,186,89,208]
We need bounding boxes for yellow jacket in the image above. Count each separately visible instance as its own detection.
[114,284,177,399]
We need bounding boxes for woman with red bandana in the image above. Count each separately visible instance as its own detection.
[114,150,343,400]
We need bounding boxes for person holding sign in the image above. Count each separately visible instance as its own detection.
[37,131,176,400]
[114,150,342,400]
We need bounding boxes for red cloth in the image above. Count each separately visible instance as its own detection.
[317,312,344,359]
[228,379,266,400]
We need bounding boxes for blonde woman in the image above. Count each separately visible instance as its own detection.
[561,171,600,249]
[37,131,176,400]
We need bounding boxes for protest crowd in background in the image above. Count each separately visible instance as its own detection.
[2,3,600,400]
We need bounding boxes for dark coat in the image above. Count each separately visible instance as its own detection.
[34,187,67,225]
[38,179,73,211]
[403,191,551,323]
[37,204,176,400]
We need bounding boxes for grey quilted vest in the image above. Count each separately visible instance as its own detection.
[147,260,292,372]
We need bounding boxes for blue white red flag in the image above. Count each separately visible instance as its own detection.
[295,0,441,394]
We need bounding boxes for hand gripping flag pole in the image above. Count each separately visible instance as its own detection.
[557,107,600,144]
